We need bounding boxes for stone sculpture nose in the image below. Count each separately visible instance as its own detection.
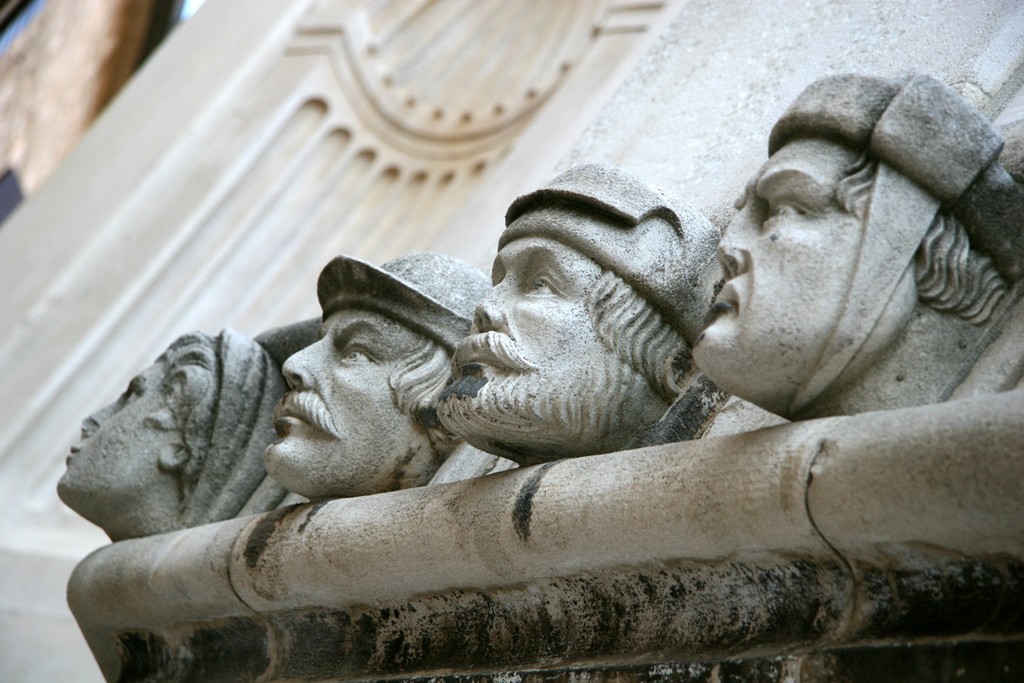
[473,292,509,334]
[717,237,749,281]
[281,342,318,391]
[81,414,101,440]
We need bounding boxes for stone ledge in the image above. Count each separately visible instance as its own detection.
[69,389,1024,680]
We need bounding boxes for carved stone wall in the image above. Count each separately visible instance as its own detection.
[561,0,1024,202]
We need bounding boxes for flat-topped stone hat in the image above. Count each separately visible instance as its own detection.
[501,163,720,345]
[770,73,1024,282]
[317,252,489,352]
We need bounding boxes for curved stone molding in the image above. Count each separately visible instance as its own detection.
[68,389,1024,681]
[294,0,659,157]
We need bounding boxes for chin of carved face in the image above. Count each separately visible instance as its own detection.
[438,333,652,465]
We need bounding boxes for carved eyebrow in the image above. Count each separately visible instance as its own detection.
[755,166,834,209]
[496,243,560,284]
[540,261,573,292]
[331,319,385,349]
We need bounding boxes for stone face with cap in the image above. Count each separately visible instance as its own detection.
[695,73,1024,420]
[264,252,489,499]
[436,163,723,465]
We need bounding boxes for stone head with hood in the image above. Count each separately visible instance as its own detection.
[695,73,1024,420]
[59,328,297,541]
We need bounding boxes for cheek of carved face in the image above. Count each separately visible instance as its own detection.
[57,360,202,540]
[694,139,864,417]
[437,237,663,462]
[264,310,432,500]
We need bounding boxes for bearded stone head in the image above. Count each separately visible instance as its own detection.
[437,164,722,465]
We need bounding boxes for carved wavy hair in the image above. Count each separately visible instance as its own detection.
[586,271,689,401]
[915,213,1006,322]
[155,334,217,505]
[389,336,461,458]
[835,154,1007,323]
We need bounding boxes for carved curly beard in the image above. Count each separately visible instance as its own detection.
[437,333,653,464]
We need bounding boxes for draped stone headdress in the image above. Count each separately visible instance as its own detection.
[178,328,289,526]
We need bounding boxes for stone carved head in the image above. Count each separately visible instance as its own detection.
[58,329,292,541]
[263,252,489,499]
[695,74,1024,420]
[436,164,722,465]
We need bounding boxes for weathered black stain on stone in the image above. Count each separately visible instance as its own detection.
[243,505,292,568]
[118,618,270,683]
[416,405,440,428]
[803,640,1024,683]
[185,618,270,683]
[439,372,488,401]
[512,461,556,541]
[116,630,179,683]
[260,557,848,680]
[844,553,1024,641]
[632,374,727,448]
[134,556,1024,681]
[297,499,330,534]
[264,609,381,680]
[385,640,1024,682]
[986,559,1024,633]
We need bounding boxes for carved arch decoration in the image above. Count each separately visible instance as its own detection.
[295,0,611,158]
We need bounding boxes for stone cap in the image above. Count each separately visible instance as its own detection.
[769,73,1024,282]
[317,252,489,352]
[500,163,720,345]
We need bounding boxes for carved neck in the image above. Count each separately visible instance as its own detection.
[797,303,989,420]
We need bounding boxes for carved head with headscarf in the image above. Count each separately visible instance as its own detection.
[59,328,296,541]
[695,74,1024,419]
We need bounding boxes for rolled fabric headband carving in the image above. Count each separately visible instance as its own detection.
[770,73,1024,282]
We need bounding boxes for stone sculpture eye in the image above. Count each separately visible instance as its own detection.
[343,347,372,363]
[765,203,807,225]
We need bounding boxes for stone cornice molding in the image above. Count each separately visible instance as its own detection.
[69,389,1024,680]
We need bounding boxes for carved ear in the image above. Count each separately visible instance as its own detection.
[157,444,189,474]
[143,408,176,431]
[165,367,210,412]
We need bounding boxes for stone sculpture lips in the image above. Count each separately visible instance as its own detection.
[451,331,538,377]
[705,281,740,326]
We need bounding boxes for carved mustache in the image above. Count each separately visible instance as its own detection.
[451,331,539,376]
[274,391,340,438]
